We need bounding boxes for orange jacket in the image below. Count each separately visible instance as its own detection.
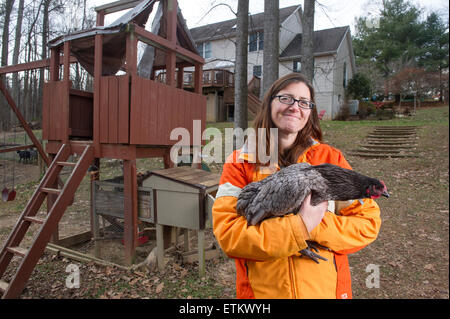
[212,140,382,299]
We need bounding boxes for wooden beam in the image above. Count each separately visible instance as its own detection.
[194,63,203,94]
[0,80,51,166]
[134,25,205,65]
[96,10,105,26]
[0,55,77,75]
[125,30,138,76]
[0,144,35,154]
[94,0,144,14]
[177,67,184,89]
[166,52,176,87]
[166,0,177,43]
[63,42,71,82]
[50,48,60,81]
[93,34,103,157]
[123,159,138,266]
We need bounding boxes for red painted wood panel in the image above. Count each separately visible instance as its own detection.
[99,75,129,144]
[118,75,129,144]
[42,83,49,141]
[108,76,118,143]
[129,76,206,146]
[42,81,69,142]
[99,77,109,143]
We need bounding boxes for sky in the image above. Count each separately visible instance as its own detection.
[89,0,449,34]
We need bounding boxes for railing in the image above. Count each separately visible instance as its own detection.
[156,68,234,89]
[248,76,261,97]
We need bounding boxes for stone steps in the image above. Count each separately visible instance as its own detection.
[351,126,419,158]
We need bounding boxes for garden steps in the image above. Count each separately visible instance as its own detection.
[350,126,419,158]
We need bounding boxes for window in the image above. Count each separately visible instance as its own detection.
[249,32,263,52]
[293,61,301,73]
[196,42,211,59]
[253,65,262,77]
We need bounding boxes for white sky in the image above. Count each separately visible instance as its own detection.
[89,0,449,34]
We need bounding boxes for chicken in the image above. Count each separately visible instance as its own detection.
[236,162,389,263]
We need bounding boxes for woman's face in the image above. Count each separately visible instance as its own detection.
[270,81,312,135]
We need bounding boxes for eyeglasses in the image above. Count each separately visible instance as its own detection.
[273,95,315,110]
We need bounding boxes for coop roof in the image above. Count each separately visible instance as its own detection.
[48,0,200,76]
[149,167,221,190]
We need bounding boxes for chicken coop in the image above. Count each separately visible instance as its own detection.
[142,167,220,275]
[0,0,207,299]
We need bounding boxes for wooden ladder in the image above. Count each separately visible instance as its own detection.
[0,143,94,299]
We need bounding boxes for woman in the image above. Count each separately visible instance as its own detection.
[212,73,381,299]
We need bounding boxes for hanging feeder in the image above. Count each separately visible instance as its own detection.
[1,187,8,202]
[7,188,16,201]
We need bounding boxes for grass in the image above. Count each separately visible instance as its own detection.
[1,105,448,299]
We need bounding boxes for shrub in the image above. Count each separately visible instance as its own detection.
[335,104,351,121]
[358,101,376,119]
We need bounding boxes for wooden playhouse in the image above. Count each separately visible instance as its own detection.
[0,0,207,298]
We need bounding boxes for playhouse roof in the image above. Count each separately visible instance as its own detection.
[48,0,200,76]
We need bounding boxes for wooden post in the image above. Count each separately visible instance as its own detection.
[125,28,138,76]
[96,10,105,27]
[63,41,71,144]
[164,0,177,87]
[50,48,60,82]
[93,34,103,156]
[63,41,70,82]
[194,63,202,94]
[198,229,205,277]
[0,80,50,166]
[177,67,184,89]
[123,158,138,265]
[90,158,100,253]
[48,154,59,244]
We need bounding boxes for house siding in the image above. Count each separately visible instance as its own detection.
[188,7,356,121]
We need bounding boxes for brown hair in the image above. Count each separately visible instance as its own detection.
[253,72,322,168]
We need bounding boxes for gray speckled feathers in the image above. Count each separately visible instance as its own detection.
[236,163,328,226]
[236,162,386,226]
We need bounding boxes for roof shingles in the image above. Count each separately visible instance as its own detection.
[189,5,349,58]
[280,26,349,57]
[189,5,299,43]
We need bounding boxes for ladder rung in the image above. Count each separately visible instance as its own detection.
[23,216,45,224]
[6,246,28,257]
[41,187,61,195]
[57,161,76,167]
[0,279,9,293]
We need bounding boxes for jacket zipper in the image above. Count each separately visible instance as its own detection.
[288,256,297,298]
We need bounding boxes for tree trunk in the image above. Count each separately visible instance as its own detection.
[37,0,51,122]
[233,0,249,150]
[262,0,279,95]
[300,0,315,82]
[12,0,25,123]
[1,0,15,130]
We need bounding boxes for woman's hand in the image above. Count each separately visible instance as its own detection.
[299,194,328,233]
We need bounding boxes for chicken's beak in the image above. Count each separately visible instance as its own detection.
[381,191,390,198]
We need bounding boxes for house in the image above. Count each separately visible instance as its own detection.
[188,5,356,121]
